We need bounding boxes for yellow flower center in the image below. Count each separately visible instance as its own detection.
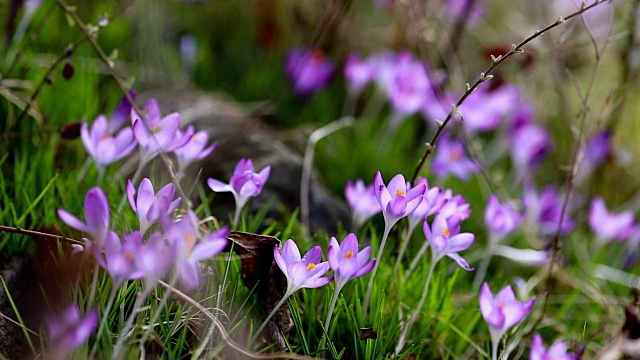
[449,148,462,162]
[440,228,450,237]
[498,301,505,308]
[153,195,158,201]
[396,189,406,197]
[307,263,316,271]
[152,125,163,134]
[345,251,354,259]
[101,133,110,140]
[125,251,134,262]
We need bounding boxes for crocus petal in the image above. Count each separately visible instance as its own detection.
[274,244,288,278]
[281,239,302,264]
[494,285,516,304]
[386,196,408,217]
[126,179,137,211]
[178,260,200,289]
[302,246,323,265]
[190,238,227,262]
[479,283,494,319]
[486,307,506,329]
[57,209,89,234]
[353,258,376,278]
[386,174,407,197]
[446,252,474,271]
[66,309,98,349]
[447,233,475,253]
[207,178,232,193]
[327,241,339,270]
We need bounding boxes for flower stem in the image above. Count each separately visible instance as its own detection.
[394,224,417,274]
[394,259,437,355]
[492,337,499,360]
[320,285,343,353]
[111,283,153,359]
[406,240,429,279]
[250,291,292,344]
[362,223,391,318]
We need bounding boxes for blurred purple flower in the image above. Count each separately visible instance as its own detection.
[480,283,535,360]
[47,305,98,356]
[162,212,228,289]
[458,85,520,132]
[57,187,110,249]
[530,333,575,360]
[285,47,334,96]
[374,171,425,229]
[345,179,381,229]
[107,91,136,134]
[509,109,553,173]
[424,214,475,270]
[524,185,575,236]
[131,99,193,164]
[344,53,374,95]
[439,190,472,222]
[207,158,271,225]
[575,130,611,185]
[588,196,635,243]
[447,0,486,26]
[174,125,217,173]
[93,231,144,286]
[127,178,181,235]
[274,239,332,293]
[81,115,136,174]
[484,195,524,241]
[431,133,480,181]
[328,233,376,290]
[134,231,177,285]
[387,53,432,116]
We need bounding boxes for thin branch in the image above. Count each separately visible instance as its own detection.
[410,0,613,185]
[0,224,84,246]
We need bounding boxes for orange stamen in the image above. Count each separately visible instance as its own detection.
[307,263,316,271]
[345,251,354,259]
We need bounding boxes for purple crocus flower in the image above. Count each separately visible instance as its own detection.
[431,133,480,181]
[345,179,382,229]
[285,47,335,96]
[207,158,271,225]
[447,0,485,26]
[524,185,575,236]
[126,178,181,234]
[274,239,332,293]
[484,195,524,242]
[327,233,376,290]
[575,130,611,186]
[509,109,553,174]
[458,85,520,132]
[530,333,575,360]
[479,282,536,360]
[374,171,425,229]
[385,52,433,121]
[134,231,177,285]
[131,99,193,165]
[321,233,375,349]
[92,231,144,286]
[424,214,475,270]
[252,239,332,343]
[81,115,136,174]
[588,196,635,243]
[344,53,374,95]
[439,190,472,222]
[162,212,229,289]
[46,305,98,357]
[57,187,110,249]
[173,125,218,173]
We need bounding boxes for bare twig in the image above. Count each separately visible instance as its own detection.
[410,0,613,185]
[0,224,84,247]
